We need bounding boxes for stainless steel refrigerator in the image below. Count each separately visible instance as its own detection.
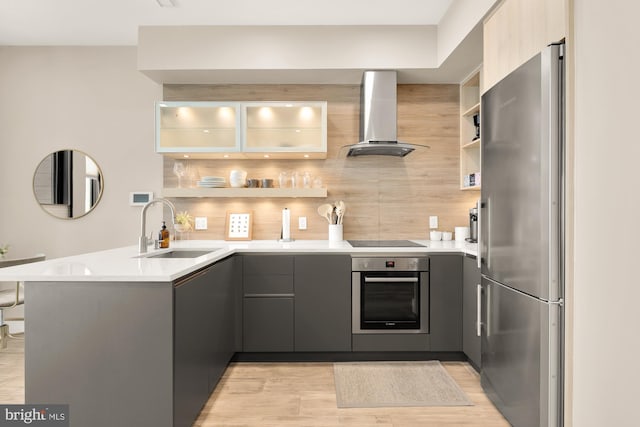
[480,43,564,427]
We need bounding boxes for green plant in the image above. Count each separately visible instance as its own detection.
[175,211,193,231]
[0,244,9,257]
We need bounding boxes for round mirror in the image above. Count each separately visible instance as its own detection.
[33,150,104,219]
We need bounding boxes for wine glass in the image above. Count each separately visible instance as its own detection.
[173,161,186,188]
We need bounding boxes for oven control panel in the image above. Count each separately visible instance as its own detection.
[351,256,429,272]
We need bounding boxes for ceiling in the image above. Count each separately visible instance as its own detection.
[0,0,454,46]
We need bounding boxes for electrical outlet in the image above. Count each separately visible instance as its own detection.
[298,216,307,230]
[194,217,208,230]
[429,216,438,229]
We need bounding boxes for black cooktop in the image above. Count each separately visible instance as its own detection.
[347,240,426,248]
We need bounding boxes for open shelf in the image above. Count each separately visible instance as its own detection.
[162,187,328,198]
[462,139,481,149]
[462,102,480,117]
[460,66,482,191]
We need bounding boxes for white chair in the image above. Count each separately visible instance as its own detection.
[0,254,45,349]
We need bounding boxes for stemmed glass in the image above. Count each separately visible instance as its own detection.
[173,161,186,188]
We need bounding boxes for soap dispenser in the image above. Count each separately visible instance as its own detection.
[159,221,170,248]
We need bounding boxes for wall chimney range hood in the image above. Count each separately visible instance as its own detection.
[345,70,427,157]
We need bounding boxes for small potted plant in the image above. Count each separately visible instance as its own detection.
[174,211,194,233]
[0,244,8,258]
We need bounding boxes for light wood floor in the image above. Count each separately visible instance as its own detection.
[195,361,509,427]
[0,339,509,426]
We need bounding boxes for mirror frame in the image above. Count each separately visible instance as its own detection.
[32,149,104,220]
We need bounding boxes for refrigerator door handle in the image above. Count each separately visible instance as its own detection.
[476,283,482,337]
[477,199,482,269]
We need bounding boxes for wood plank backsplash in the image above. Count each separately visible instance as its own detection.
[162,84,479,240]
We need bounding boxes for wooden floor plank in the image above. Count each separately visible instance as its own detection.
[0,340,508,426]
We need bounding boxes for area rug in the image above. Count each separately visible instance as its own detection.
[333,361,473,408]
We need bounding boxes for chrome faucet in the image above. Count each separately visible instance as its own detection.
[139,198,177,254]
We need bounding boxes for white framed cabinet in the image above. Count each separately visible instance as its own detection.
[242,102,327,159]
[156,102,242,158]
[156,101,327,159]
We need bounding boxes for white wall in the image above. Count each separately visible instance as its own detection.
[0,47,162,259]
[437,0,497,65]
[572,1,640,425]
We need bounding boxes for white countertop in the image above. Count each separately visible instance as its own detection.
[0,239,477,282]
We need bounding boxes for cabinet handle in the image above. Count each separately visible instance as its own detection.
[173,265,212,288]
[477,199,482,269]
[364,277,419,283]
[244,293,295,298]
[476,284,482,337]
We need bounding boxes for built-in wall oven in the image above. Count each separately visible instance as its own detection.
[352,256,429,334]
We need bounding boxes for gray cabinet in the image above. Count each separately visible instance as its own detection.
[429,254,463,351]
[242,255,294,352]
[294,255,351,352]
[463,254,482,368]
[174,257,235,427]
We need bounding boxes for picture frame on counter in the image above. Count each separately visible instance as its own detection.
[225,211,253,241]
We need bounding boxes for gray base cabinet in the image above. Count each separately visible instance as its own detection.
[462,254,482,368]
[174,257,236,427]
[26,281,174,427]
[294,255,351,352]
[242,255,295,352]
[352,334,429,352]
[243,297,294,351]
[429,255,463,351]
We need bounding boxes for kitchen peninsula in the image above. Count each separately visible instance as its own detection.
[0,240,477,427]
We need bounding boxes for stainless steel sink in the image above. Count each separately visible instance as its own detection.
[142,249,221,259]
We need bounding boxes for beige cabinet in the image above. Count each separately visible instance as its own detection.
[460,68,481,190]
[156,101,327,159]
[483,0,566,92]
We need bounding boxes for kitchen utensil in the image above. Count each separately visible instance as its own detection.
[261,179,274,188]
[454,226,470,241]
[317,204,333,224]
[229,170,247,188]
[278,171,289,188]
[328,224,343,242]
[335,200,346,224]
[173,161,186,188]
[246,179,260,188]
[302,171,312,188]
[430,230,442,241]
[442,231,453,241]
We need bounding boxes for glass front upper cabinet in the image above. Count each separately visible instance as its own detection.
[242,102,327,159]
[156,102,242,158]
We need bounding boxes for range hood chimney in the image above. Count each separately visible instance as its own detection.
[346,70,419,157]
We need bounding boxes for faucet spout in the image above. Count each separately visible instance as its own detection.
[139,198,177,254]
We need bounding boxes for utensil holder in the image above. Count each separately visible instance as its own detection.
[328,224,343,242]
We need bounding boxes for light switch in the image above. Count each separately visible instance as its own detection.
[298,216,307,230]
[429,216,438,229]
[195,217,208,230]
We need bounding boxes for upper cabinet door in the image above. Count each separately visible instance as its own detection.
[242,102,327,159]
[156,101,242,157]
[155,101,327,159]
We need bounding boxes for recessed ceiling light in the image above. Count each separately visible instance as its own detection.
[303,154,310,158]
[156,0,176,7]
[263,154,270,158]
[223,154,229,158]
[183,154,189,158]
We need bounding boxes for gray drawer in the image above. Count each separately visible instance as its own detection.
[244,274,294,295]
[243,255,294,275]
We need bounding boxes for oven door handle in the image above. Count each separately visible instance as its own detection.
[363,277,419,283]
